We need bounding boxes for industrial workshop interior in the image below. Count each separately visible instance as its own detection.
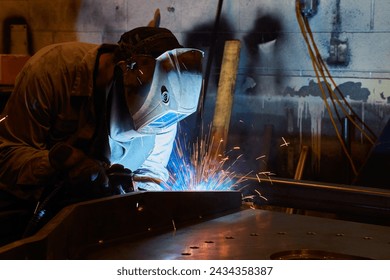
[0,0,389,260]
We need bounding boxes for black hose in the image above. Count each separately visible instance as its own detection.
[22,182,65,238]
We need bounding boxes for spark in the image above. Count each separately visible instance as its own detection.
[258,171,275,176]
[165,122,272,209]
[254,189,268,201]
[171,219,176,231]
[166,124,249,191]
[136,76,142,85]
[0,115,8,122]
[242,195,256,200]
[258,171,275,185]
[280,137,290,147]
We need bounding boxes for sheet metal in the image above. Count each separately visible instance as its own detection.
[0,191,242,259]
[83,208,390,260]
[1,185,389,260]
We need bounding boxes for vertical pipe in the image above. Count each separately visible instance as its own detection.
[370,0,375,31]
[210,40,241,159]
[343,116,353,155]
[342,115,354,183]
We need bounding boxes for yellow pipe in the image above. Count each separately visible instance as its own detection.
[210,40,241,160]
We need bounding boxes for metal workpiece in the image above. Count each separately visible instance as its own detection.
[0,191,242,259]
[240,176,390,226]
[1,188,389,260]
[84,208,390,260]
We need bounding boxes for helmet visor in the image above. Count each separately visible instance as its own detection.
[124,48,204,134]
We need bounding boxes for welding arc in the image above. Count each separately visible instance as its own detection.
[295,1,377,176]
[167,122,250,191]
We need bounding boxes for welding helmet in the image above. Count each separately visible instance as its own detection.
[116,27,204,134]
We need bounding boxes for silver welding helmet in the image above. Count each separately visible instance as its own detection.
[117,27,204,134]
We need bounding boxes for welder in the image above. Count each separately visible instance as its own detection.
[0,26,203,238]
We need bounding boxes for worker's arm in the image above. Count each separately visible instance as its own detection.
[133,123,177,190]
[0,43,98,201]
[0,65,58,194]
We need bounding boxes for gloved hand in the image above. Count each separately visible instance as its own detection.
[106,164,135,194]
[49,143,109,196]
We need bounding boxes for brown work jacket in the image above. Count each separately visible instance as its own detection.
[0,42,174,202]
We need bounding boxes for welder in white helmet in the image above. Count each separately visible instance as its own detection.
[0,27,203,213]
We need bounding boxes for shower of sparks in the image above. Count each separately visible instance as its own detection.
[166,124,250,191]
[164,122,285,207]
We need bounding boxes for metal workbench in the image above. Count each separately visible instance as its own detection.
[84,207,390,260]
[0,183,389,260]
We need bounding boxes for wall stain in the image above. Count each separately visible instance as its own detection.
[184,16,235,86]
[335,82,370,102]
[284,80,370,102]
[244,14,282,55]
[243,13,284,93]
[284,80,329,98]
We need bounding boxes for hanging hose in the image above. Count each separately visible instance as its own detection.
[295,0,377,177]
[200,0,224,113]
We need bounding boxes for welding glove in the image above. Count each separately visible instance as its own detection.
[48,143,110,196]
[106,164,135,194]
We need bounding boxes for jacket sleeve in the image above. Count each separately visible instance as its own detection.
[133,123,177,190]
[0,63,57,191]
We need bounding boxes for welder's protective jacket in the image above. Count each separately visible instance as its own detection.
[0,42,176,201]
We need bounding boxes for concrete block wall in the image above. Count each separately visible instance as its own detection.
[0,0,389,183]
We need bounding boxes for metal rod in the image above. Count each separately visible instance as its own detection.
[200,0,224,114]
[294,145,309,180]
[194,0,224,142]
[240,175,390,197]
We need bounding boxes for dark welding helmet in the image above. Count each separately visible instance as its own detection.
[117,27,204,134]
